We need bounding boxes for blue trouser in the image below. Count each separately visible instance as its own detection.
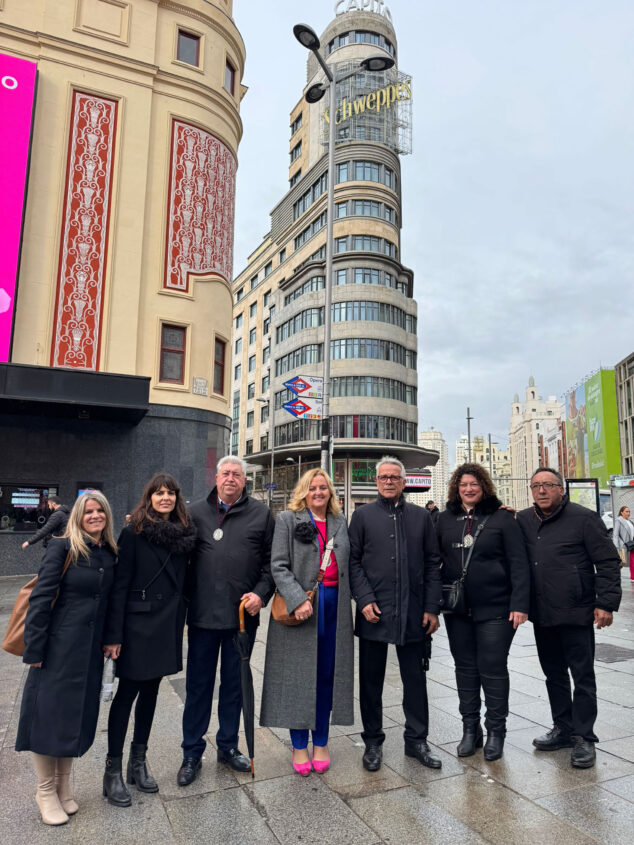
[290,584,338,749]
[181,624,254,760]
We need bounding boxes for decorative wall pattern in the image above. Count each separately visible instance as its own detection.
[51,91,118,369]
[164,120,237,291]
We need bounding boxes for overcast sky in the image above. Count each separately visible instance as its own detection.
[232,0,634,464]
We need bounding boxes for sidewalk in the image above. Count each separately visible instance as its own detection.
[1,573,632,844]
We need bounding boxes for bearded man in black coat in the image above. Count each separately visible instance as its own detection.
[517,467,622,769]
[349,456,443,772]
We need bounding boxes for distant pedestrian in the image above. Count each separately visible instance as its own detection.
[260,469,353,776]
[517,467,622,768]
[349,456,443,773]
[436,463,530,761]
[102,473,196,806]
[21,496,70,550]
[612,505,634,580]
[425,500,440,526]
[16,491,118,825]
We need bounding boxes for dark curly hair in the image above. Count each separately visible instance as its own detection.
[129,472,190,531]
[446,462,497,506]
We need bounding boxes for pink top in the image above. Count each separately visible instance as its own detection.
[314,518,339,586]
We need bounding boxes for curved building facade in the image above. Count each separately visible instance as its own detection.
[232,5,435,512]
[0,0,246,572]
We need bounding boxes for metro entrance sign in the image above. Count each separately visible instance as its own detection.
[283,375,323,398]
[283,396,323,420]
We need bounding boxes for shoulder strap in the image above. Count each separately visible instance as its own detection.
[459,514,492,582]
[61,551,72,578]
[135,549,172,600]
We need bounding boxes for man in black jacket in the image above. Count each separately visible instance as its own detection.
[425,500,440,527]
[177,457,274,785]
[517,467,622,769]
[21,496,70,550]
[349,456,443,772]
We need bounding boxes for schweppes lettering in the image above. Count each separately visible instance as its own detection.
[324,81,411,125]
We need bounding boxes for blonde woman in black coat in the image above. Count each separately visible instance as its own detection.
[103,473,196,806]
[16,491,118,826]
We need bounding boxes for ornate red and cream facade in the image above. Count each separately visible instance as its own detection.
[2,0,245,416]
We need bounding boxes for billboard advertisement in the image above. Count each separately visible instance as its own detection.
[565,370,621,487]
[0,53,37,363]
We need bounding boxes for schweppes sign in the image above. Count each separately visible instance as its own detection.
[324,80,411,125]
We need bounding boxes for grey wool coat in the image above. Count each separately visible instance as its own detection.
[259,509,354,729]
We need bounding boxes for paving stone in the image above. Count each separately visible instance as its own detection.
[537,784,634,844]
[165,786,277,844]
[596,734,634,763]
[317,735,408,799]
[247,773,380,844]
[349,785,489,844]
[232,727,292,783]
[599,774,634,803]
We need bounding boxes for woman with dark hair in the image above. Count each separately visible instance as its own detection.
[613,505,634,580]
[436,463,530,761]
[102,473,196,806]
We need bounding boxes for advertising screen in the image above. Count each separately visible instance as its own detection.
[565,370,621,487]
[0,53,37,363]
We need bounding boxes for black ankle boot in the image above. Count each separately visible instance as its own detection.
[457,724,483,757]
[127,743,158,793]
[103,756,132,807]
[483,731,505,761]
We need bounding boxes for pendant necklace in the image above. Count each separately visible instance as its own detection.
[214,499,230,541]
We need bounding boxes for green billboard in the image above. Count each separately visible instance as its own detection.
[566,370,620,487]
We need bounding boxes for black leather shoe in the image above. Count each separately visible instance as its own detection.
[570,737,596,768]
[483,731,505,761]
[532,726,573,751]
[103,756,132,807]
[177,757,201,786]
[127,742,158,793]
[217,747,250,773]
[362,745,382,772]
[457,724,483,757]
[404,741,442,769]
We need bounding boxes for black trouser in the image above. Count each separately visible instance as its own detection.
[444,615,516,733]
[359,638,429,746]
[533,623,598,742]
[107,676,162,757]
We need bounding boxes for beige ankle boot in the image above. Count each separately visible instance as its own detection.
[55,757,79,815]
[32,753,69,825]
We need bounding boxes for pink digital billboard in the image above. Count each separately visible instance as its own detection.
[0,53,37,363]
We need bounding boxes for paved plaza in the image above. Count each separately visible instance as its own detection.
[1,572,633,844]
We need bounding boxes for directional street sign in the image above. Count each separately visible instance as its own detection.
[283,396,323,419]
[264,482,278,490]
[283,375,323,398]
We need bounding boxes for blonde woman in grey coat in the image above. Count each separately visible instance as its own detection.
[260,468,354,775]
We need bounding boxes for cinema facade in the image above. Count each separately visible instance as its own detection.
[0,0,245,573]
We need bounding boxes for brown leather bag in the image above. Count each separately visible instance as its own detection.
[270,537,334,627]
[2,552,72,657]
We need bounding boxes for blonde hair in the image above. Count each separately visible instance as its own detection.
[63,490,118,563]
[288,468,341,516]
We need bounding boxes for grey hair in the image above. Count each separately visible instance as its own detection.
[376,456,406,479]
[217,455,247,475]
[531,466,564,486]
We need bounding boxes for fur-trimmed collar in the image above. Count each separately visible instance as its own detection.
[139,518,197,552]
[446,495,502,516]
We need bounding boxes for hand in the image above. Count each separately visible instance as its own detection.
[294,599,313,622]
[509,611,528,629]
[22,541,29,550]
[499,504,517,515]
[103,644,121,659]
[30,662,42,668]
[594,608,613,629]
[241,592,263,616]
[422,612,440,634]
[361,602,381,623]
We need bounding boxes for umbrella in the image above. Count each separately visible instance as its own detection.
[234,598,255,778]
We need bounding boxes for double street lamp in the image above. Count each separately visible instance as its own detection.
[293,23,395,473]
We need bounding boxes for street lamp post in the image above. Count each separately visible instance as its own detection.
[293,24,394,473]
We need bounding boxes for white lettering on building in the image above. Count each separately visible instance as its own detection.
[334,0,392,23]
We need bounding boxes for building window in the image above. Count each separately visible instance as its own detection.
[263,316,271,335]
[263,290,272,308]
[250,302,257,319]
[177,30,200,66]
[335,236,348,253]
[246,410,254,428]
[279,248,286,264]
[160,324,186,384]
[234,363,241,381]
[290,169,302,188]
[276,307,324,343]
[260,404,269,423]
[246,439,253,455]
[0,484,59,534]
[235,338,242,355]
[248,354,256,372]
[250,275,258,290]
[260,434,269,451]
[236,287,244,302]
[264,261,272,277]
[261,374,270,392]
[336,162,348,183]
[224,60,236,94]
[336,201,348,218]
[247,382,255,399]
[291,113,303,135]
[290,141,302,163]
[294,211,327,251]
[275,343,323,376]
[235,313,243,330]
[249,328,257,345]
[213,338,226,394]
[262,345,270,364]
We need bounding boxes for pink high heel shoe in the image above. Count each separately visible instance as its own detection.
[312,747,330,773]
[292,749,311,776]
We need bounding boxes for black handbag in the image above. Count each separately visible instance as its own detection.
[625,540,634,553]
[442,515,491,614]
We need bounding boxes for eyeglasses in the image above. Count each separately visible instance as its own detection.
[377,475,403,483]
[459,482,481,489]
[529,482,561,490]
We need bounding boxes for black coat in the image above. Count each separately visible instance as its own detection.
[187,489,275,630]
[103,519,197,680]
[16,537,116,757]
[436,496,531,622]
[27,505,70,548]
[517,497,622,627]
[348,494,443,645]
